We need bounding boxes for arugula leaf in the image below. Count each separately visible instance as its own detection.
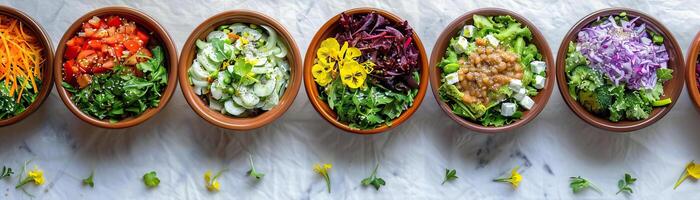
[1,166,13,178]
[442,168,458,185]
[361,164,385,190]
[143,171,160,188]
[616,173,636,195]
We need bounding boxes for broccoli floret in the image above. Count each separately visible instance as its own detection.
[578,90,606,115]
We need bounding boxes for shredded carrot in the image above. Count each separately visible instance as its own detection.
[0,15,44,103]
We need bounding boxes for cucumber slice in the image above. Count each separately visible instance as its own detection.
[207,31,228,41]
[224,100,245,116]
[197,53,218,72]
[190,61,210,79]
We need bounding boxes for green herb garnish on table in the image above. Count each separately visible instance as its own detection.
[569,176,601,193]
[361,163,385,190]
[616,173,636,194]
[143,171,160,188]
[442,168,458,185]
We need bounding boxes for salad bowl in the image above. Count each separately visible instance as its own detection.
[556,8,684,132]
[304,7,429,134]
[0,5,54,127]
[179,10,302,130]
[54,6,178,129]
[429,8,554,133]
[685,31,700,113]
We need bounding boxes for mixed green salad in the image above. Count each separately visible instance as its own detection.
[565,12,673,122]
[437,15,545,127]
[188,23,290,117]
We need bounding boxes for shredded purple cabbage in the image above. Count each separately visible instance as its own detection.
[334,12,420,91]
[576,16,669,90]
[696,62,700,90]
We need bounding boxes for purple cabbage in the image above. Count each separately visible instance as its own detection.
[334,12,419,91]
[696,62,700,91]
[576,16,669,90]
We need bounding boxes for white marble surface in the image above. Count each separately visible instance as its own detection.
[1,0,700,199]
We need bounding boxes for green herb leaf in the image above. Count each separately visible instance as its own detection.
[143,171,160,188]
[1,166,13,178]
[247,155,264,180]
[616,173,636,195]
[82,172,94,188]
[361,164,385,190]
[569,176,601,194]
[442,168,458,185]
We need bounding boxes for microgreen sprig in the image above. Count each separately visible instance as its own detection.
[442,168,458,185]
[616,173,636,195]
[569,176,601,194]
[361,163,385,190]
[247,155,264,180]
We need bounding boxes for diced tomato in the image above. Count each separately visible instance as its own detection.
[135,29,149,44]
[77,50,95,60]
[66,37,85,47]
[91,67,111,74]
[88,16,102,28]
[87,40,102,49]
[63,60,76,82]
[123,23,136,34]
[64,45,81,59]
[123,39,141,53]
[93,29,108,38]
[77,74,92,89]
[84,28,96,37]
[107,16,121,27]
[114,45,124,58]
[102,60,115,69]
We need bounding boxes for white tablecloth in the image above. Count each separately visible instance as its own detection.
[1,0,700,199]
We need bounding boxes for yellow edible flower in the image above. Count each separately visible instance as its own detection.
[16,166,45,189]
[494,166,522,189]
[28,168,44,185]
[313,38,373,88]
[313,163,332,193]
[674,161,700,189]
[204,170,224,192]
[312,63,333,86]
[317,38,340,65]
[339,61,367,89]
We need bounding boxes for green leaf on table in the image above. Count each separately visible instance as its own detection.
[442,168,458,185]
[143,171,160,188]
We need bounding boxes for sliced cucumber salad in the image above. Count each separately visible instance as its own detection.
[188,23,290,117]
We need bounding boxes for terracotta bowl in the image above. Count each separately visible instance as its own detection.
[556,8,684,132]
[429,8,554,133]
[0,5,54,127]
[179,10,302,130]
[53,6,178,129]
[303,7,429,134]
[685,32,700,112]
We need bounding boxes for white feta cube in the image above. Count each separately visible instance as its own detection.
[534,75,546,89]
[454,36,470,53]
[509,79,523,91]
[445,72,460,85]
[500,103,517,117]
[462,25,475,38]
[519,96,535,110]
[530,61,546,74]
[514,88,527,101]
[484,34,500,46]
